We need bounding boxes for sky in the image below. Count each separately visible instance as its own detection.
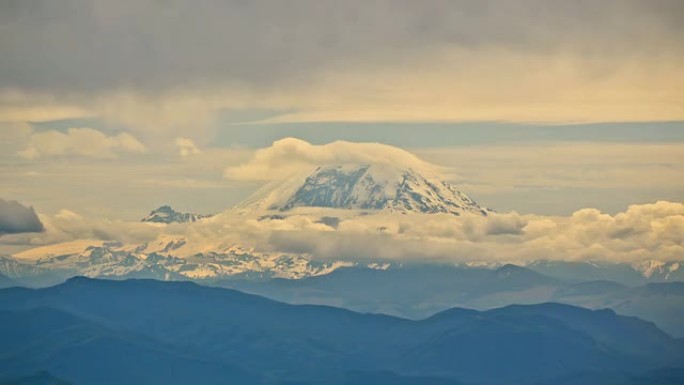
[1,0,683,224]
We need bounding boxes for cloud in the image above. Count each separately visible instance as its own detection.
[0,121,31,153]
[175,137,201,159]
[0,1,682,130]
[0,199,44,235]
[254,201,684,264]
[224,137,441,181]
[1,1,681,93]
[5,201,682,265]
[0,209,158,248]
[18,128,146,159]
[483,212,527,236]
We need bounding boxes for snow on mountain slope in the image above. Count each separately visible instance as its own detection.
[236,164,490,216]
[0,256,49,279]
[13,240,107,261]
[142,205,211,223]
[6,238,354,282]
[632,260,683,280]
[6,235,684,284]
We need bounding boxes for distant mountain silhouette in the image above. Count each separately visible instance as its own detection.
[0,277,682,385]
[220,264,565,317]
[220,264,684,337]
[0,273,16,289]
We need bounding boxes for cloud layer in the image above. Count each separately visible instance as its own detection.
[252,201,684,264]
[19,128,146,159]
[1,0,682,130]
[4,201,682,265]
[2,1,680,93]
[0,199,44,235]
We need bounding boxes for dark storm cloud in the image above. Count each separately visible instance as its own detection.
[0,0,681,93]
[0,199,45,234]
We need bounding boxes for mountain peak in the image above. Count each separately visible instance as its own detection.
[237,163,490,216]
[142,206,211,224]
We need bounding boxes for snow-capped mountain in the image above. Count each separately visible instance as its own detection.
[236,164,490,216]
[3,162,494,283]
[142,205,211,224]
[4,238,684,286]
[8,240,352,283]
[0,255,48,279]
[6,160,680,286]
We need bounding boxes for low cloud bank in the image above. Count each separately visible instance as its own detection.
[4,201,682,264]
[255,201,683,263]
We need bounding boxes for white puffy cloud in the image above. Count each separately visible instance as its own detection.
[253,202,684,263]
[4,201,682,265]
[224,137,442,181]
[175,137,201,159]
[18,128,146,159]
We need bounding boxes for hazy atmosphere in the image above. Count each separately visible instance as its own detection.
[1,2,683,384]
